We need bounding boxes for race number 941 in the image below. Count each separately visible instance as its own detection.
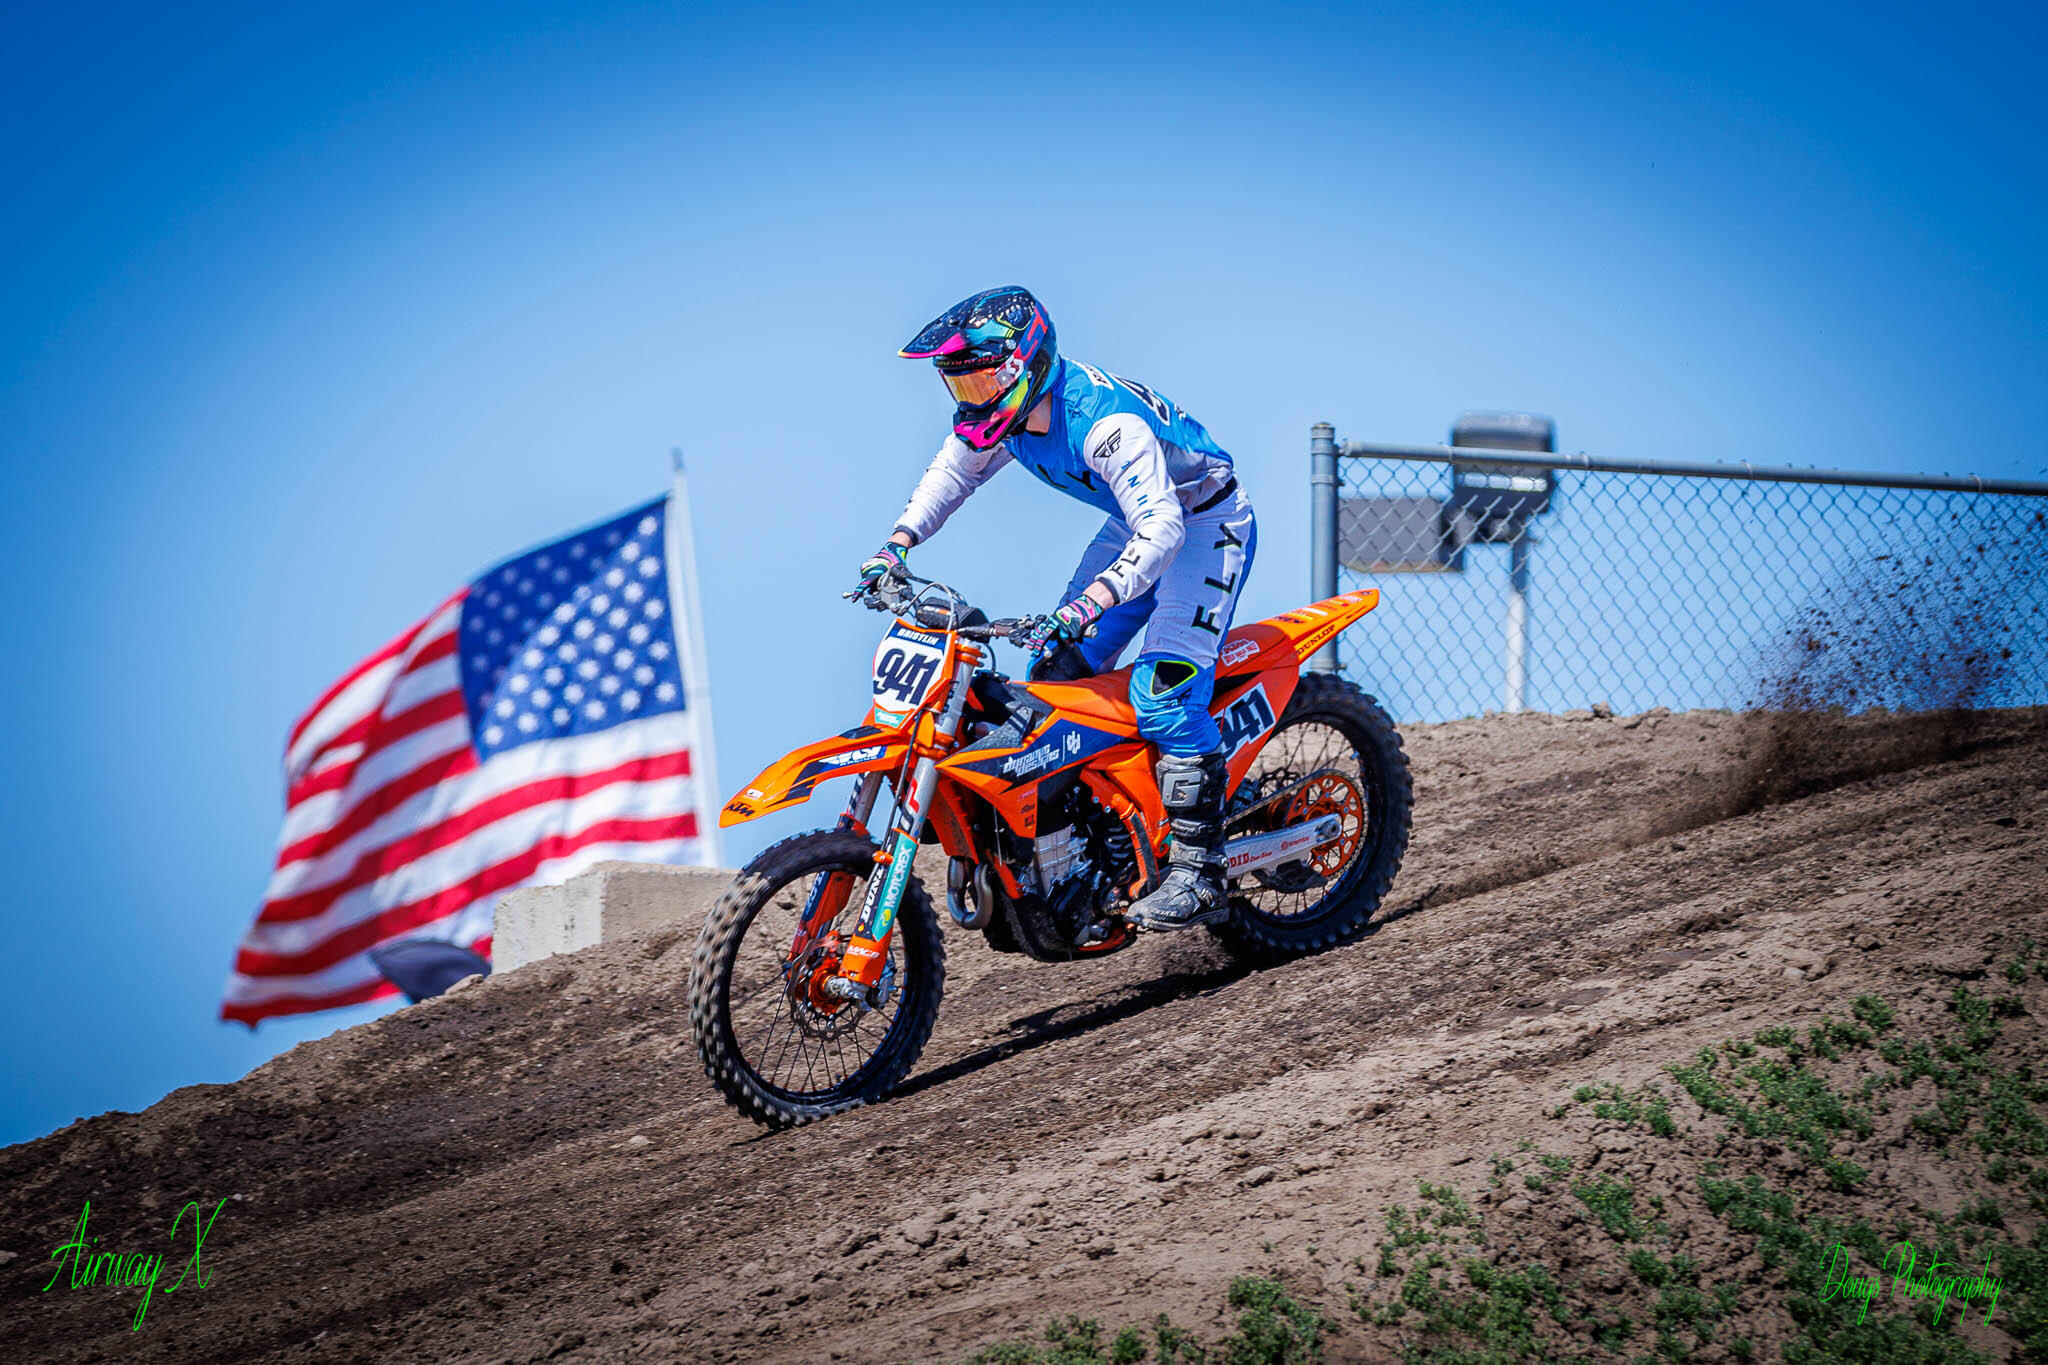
[871,625,945,708]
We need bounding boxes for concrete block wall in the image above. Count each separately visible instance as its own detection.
[494,861,736,971]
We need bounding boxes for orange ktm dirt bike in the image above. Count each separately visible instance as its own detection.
[689,572,1412,1129]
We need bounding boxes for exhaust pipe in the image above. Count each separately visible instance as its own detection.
[946,856,994,929]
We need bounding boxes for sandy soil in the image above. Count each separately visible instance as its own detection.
[4,705,2044,1363]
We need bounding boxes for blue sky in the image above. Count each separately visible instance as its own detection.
[3,2,2043,1146]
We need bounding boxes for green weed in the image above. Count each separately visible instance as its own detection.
[1348,966,2046,1362]
[966,1278,1327,1365]
[1572,1176,1642,1239]
[1571,1081,1678,1137]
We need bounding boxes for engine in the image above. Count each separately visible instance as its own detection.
[1030,780,1136,898]
[988,779,1133,962]
[1030,824,1089,895]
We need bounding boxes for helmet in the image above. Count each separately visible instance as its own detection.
[900,285,1058,450]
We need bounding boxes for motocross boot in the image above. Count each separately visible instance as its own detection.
[1127,750,1231,931]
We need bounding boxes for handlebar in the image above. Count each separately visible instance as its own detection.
[961,617,1031,641]
[844,572,1029,641]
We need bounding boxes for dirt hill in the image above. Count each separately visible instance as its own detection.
[5,705,2046,1363]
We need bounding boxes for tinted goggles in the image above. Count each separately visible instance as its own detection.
[938,351,1025,407]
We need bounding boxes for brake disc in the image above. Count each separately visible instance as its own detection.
[785,934,865,1041]
[1244,770,1366,893]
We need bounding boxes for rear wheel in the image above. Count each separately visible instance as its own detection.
[1209,673,1412,961]
[690,829,945,1129]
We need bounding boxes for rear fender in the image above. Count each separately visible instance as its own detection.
[719,726,907,827]
[1214,589,1381,680]
[1271,589,1381,665]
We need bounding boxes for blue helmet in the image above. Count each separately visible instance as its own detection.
[900,286,1058,450]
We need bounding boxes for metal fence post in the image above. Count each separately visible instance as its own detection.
[1309,422,1339,673]
[1505,535,1529,712]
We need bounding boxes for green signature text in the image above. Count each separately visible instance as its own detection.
[41,1197,227,1331]
[1819,1240,2003,1325]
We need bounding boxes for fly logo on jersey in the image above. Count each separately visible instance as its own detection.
[1217,684,1277,756]
[1113,374,1175,424]
[1070,360,1177,425]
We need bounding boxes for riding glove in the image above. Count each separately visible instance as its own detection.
[1014,593,1106,659]
[858,542,909,588]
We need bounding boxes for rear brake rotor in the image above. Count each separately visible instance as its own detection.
[1249,770,1365,892]
[1288,772,1365,875]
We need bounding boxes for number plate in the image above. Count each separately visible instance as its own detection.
[871,622,947,713]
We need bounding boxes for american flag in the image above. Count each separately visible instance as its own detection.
[224,487,720,1025]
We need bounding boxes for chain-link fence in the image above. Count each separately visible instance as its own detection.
[1309,424,2048,724]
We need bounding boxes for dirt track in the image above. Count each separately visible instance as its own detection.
[5,705,2046,1362]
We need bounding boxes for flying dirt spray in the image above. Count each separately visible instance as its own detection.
[1676,503,2046,830]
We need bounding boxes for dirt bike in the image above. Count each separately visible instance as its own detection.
[689,571,1412,1129]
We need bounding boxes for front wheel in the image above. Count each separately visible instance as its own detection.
[689,829,945,1129]
[1209,672,1413,961]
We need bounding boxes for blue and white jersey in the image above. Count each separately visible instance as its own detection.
[894,358,1237,603]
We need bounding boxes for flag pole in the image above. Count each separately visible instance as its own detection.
[665,447,724,868]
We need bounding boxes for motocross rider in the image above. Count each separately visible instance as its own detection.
[859,286,1258,931]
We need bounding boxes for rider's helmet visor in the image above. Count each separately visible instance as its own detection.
[938,351,1025,408]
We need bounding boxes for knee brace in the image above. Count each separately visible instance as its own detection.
[1129,653,1220,757]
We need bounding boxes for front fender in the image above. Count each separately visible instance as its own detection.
[718,726,906,827]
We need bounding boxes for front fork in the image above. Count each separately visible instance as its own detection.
[785,770,881,963]
[824,655,974,1004]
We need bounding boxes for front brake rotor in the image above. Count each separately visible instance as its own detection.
[785,932,863,1040]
